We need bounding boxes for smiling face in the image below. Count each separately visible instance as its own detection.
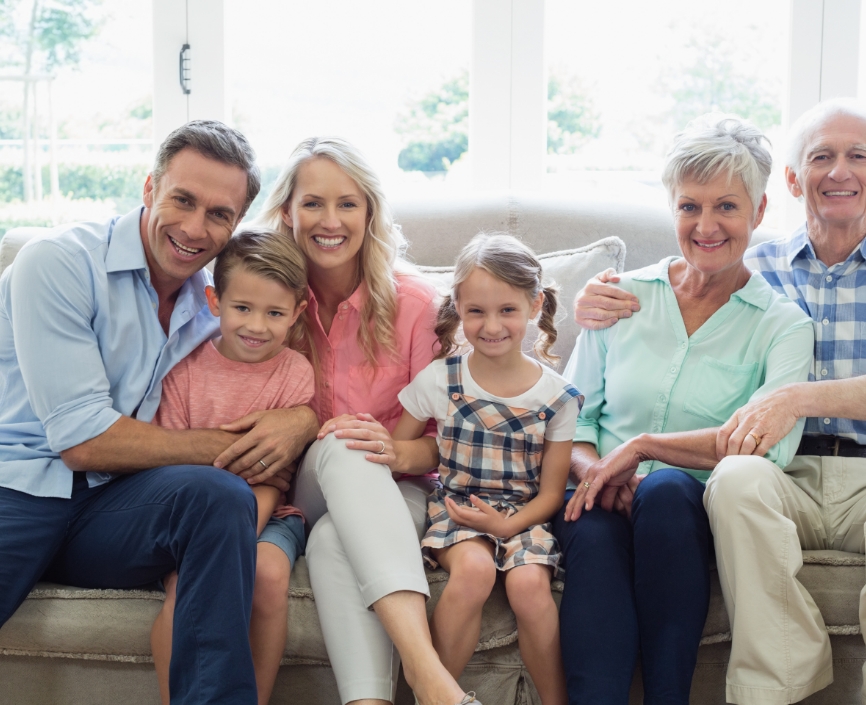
[455,267,542,363]
[141,148,248,295]
[205,267,307,364]
[673,172,766,278]
[280,157,369,284]
[787,113,866,232]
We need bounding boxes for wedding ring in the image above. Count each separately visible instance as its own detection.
[376,440,386,454]
[748,433,762,446]
[583,481,591,489]
[259,459,268,470]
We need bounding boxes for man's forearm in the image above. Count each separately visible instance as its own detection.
[61,416,241,473]
[788,377,866,422]
[636,428,720,471]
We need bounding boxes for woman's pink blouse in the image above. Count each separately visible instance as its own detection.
[308,273,439,433]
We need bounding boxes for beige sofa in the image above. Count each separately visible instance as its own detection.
[1,192,864,704]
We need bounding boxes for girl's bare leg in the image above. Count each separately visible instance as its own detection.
[250,542,291,705]
[150,571,178,705]
[504,564,566,705]
[429,539,497,679]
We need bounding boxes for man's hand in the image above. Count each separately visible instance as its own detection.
[215,406,318,483]
[256,463,296,494]
[445,495,512,539]
[717,385,805,459]
[574,268,640,331]
[565,438,648,521]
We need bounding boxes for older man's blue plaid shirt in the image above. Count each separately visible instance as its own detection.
[745,224,866,444]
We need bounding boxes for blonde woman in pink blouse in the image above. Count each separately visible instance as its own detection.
[256,137,477,705]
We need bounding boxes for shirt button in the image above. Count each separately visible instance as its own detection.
[821,369,828,376]
[670,366,677,373]
[826,275,833,283]
[538,412,546,420]
[659,394,666,402]
[341,304,349,310]
[451,393,460,400]
[824,418,831,424]
[823,319,830,325]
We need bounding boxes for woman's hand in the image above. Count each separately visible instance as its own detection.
[327,412,400,467]
[214,407,318,483]
[445,495,513,539]
[564,438,648,521]
[717,385,805,459]
[316,414,361,440]
[573,268,641,330]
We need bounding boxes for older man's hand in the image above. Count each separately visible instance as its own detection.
[717,385,805,459]
[573,268,641,330]
[215,406,318,482]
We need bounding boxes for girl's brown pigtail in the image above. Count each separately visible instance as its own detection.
[534,284,560,365]
[434,294,462,360]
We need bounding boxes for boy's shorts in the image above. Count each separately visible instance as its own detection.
[258,514,306,569]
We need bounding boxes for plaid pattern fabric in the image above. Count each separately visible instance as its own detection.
[746,227,866,443]
[421,356,581,576]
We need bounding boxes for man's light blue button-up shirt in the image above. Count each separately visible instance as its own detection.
[0,207,218,498]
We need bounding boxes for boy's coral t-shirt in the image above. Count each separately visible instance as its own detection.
[153,340,315,518]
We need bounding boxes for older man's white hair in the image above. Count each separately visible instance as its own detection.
[662,114,772,212]
[786,98,866,171]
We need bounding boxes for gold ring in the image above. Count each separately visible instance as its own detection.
[748,432,762,446]
[583,481,591,489]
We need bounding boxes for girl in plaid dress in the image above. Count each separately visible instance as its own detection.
[392,233,582,705]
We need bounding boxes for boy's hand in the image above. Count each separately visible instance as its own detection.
[445,495,512,538]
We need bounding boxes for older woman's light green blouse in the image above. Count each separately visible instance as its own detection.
[564,257,815,483]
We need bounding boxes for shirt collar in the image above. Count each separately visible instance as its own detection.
[783,224,815,266]
[306,281,368,315]
[105,206,149,274]
[632,255,773,311]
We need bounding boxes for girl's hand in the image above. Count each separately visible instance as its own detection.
[329,412,399,467]
[445,495,512,538]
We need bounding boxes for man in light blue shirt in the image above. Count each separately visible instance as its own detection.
[0,121,317,705]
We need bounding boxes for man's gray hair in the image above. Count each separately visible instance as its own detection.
[662,114,772,211]
[785,98,866,171]
[152,120,261,219]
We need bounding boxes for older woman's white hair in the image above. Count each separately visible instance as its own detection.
[785,97,866,171]
[662,114,772,212]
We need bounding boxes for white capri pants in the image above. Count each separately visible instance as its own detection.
[292,434,436,704]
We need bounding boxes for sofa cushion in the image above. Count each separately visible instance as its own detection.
[417,236,626,366]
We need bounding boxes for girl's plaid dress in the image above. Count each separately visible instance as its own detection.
[421,355,581,576]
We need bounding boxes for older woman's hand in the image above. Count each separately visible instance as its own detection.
[573,268,640,330]
[565,439,649,521]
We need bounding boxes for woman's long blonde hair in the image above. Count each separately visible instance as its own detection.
[255,137,407,366]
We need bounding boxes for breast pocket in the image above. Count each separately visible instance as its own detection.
[682,356,758,425]
[347,363,409,427]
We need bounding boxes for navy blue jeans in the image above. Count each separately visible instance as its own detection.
[0,466,258,705]
[553,469,712,705]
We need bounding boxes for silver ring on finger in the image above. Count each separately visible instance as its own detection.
[259,459,269,470]
[375,440,386,454]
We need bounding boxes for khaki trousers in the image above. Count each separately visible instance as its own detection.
[292,434,436,705]
[704,454,866,705]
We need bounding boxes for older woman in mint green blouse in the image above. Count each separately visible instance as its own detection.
[553,116,815,705]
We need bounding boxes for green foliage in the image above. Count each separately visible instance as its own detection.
[0,0,103,72]
[395,71,469,172]
[394,68,602,172]
[661,32,781,131]
[547,72,601,154]
[0,163,148,203]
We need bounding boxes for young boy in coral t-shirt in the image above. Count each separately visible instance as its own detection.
[150,227,314,705]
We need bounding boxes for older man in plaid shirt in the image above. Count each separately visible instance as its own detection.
[574,99,866,704]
